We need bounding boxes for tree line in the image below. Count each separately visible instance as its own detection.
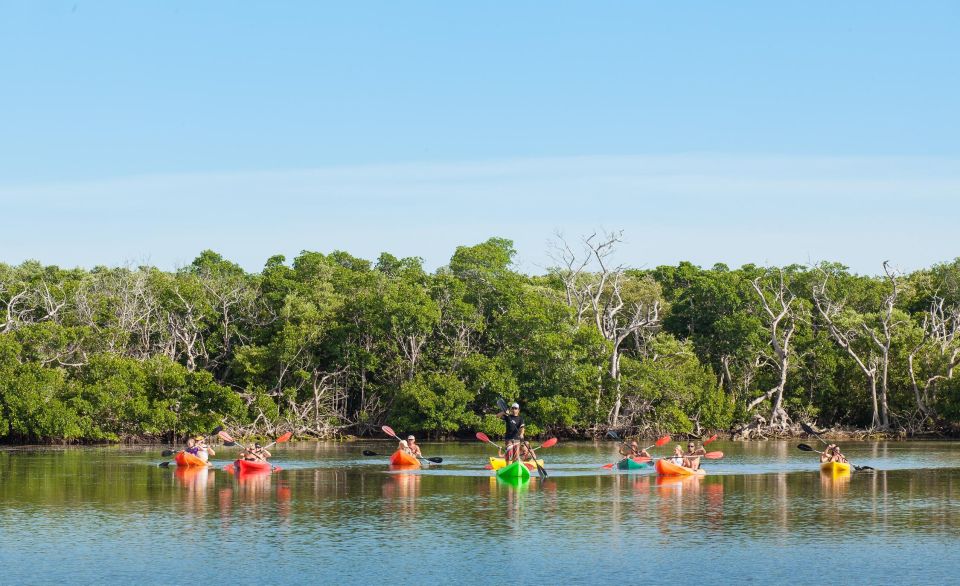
[2,234,959,443]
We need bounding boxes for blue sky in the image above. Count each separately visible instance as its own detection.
[1,1,958,274]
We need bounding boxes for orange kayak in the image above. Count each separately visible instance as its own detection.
[655,458,706,476]
[175,451,208,467]
[389,449,421,468]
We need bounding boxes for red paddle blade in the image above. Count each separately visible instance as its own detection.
[654,435,671,447]
[218,430,235,443]
[382,425,396,438]
[276,432,293,443]
[476,432,490,443]
[703,451,724,459]
[632,456,651,463]
[703,434,718,445]
[484,464,493,470]
[602,462,616,469]
[540,437,558,448]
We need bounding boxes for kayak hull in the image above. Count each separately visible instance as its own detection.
[175,451,208,467]
[655,458,705,476]
[496,460,531,481]
[617,458,651,470]
[489,457,543,471]
[390,449,421,468]
[820,461,851,475]
[234,459,272,473]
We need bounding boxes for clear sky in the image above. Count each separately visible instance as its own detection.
[1,1,958,275]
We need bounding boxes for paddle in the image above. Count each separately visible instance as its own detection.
[603,434,671,469]
[381,425,443,464]
[363,447,443,464]
[476,431,503,452]
[800,422,832,447]
[702,434,719,446]
[798,443,874,471]
[525,440,548,480]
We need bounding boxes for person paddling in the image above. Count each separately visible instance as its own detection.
[240,442,271,462]
[404,435,422,458]
[620,440,650,459]
[684,440,706,470]
[820,444,847,464]
[184,437,200,456]
[195,435,216,462]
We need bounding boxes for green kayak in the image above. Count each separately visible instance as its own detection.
[616,458,650,470]
[496,459,531,481]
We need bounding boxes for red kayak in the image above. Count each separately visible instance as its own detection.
[233,459,272,473]
[389,449,421,468]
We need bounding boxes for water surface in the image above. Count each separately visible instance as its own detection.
[1,440,958,584]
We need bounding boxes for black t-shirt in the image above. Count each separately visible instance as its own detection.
[504,414,525,440]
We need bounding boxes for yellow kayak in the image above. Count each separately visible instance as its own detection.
[820,461,851,475]
[488,457,543,471]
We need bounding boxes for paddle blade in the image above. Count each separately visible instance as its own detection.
[218,430,235,443]
[496,396,508,412]
[211,425,223,435]
[161,449,176,457]
[362,450,378,456]
[631,456,651,463]
[703,451,723,459]
[476,432,491,443]
[427,457,443,464]
[602,463,616,469]
[654,435,671,447]
[797,443,815,452]
[703,434,718,445]
[540,437,558,449]
[223,441,237,447]
[800,422,820,436]
[606,430,622,441]
[382,425,397,438]
[276,432,293,443]
[158,461,171,467]
[484,464,493,470]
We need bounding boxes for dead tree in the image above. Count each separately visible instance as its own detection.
[907,297,960,418]
[747,270,797,430]
[552,231,661,426]
[813,263,903,430]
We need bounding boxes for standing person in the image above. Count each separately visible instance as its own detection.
[497,402,525,462]
[498,402,525,441]
[684,440,706,470]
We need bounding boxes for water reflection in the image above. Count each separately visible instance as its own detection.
[3,442,960,585]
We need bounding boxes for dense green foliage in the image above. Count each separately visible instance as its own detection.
[2,241,960,442]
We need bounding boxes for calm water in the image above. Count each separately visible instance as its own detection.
[1,440,958,584]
